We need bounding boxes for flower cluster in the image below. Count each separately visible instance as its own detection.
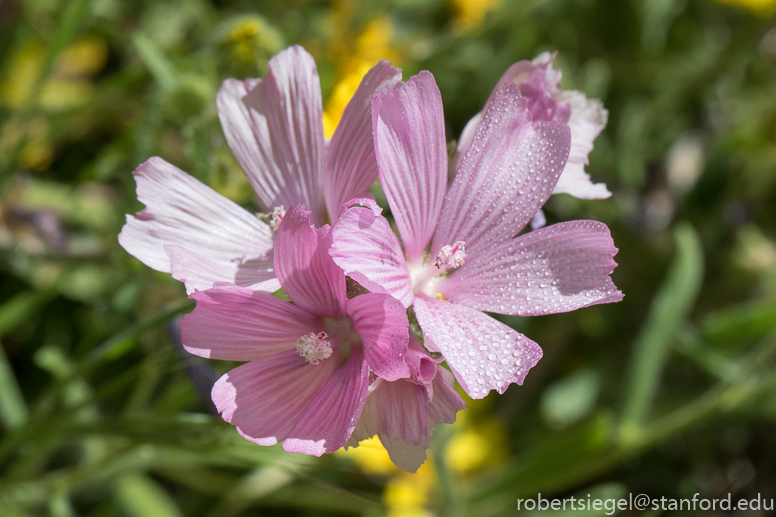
[119,45,622,472]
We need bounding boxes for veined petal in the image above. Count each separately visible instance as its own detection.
[165,245,279,295]
[347,356,465,473]
[284,347,370,455]
[218,46,325,224]
[372,71,447,263]
[118,157,275,287]
[413,295,543,399]
[212,350,339,447]
[440,220,623,316]
[275,205,346,319]
[347,292,410,382]
[553,90,611,199]
[433,84,571,259]
[324,61,402,222]
[330,207,413,307]
[180,285,319,361]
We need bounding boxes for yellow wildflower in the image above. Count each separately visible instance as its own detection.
[450,0,500,31]
[335,436,397,475]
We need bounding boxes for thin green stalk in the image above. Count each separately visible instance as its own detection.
[620,224,704,444]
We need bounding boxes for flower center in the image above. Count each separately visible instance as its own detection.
[409,241,467,298]
[434,241,466,270]
[295,331,332,365]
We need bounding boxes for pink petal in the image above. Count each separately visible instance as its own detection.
[329,207,413,307]
[284,347,370,455]
[457,54,610,201]
[274,205,347,319]
[381,439,429,474]
[347,292,410,382]
[358,379,428,446]
[324,61,402,222]
[372,71,447,263]
[433,84,571,259]
[413,295,543,399]
[217,46,326,224]
[553,91,611,199]
[347,356,465,473]
[180,285,319,361]
[212,350,339,446]
[118,157,275,288]
[164,245,279,295]
[440,220,623,316]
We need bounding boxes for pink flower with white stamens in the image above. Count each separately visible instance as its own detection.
[118,45,402,294]
[180,205,410,455]
[329,70,623,399]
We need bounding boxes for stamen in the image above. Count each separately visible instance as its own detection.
[296,331,332,365]
[434,241,466,270]
[269,206,286,232]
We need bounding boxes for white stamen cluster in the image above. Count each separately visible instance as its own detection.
[295,331,332,365]
[269,206,286,232]
[434,241,467,270]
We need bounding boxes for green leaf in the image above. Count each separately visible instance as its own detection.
[115,473,184,517]
[540,369,601,429]
[701,297,776,345]
[620,223,704,441]
[470,413,618,508]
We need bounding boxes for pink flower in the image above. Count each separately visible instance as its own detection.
[118,45,401,294]
[346,337,467,472]
[329,70,623,399]
[179,205,410,455]
[454,52,611,200]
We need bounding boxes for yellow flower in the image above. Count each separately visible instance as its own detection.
[450,0,500,31]
[322,15,401,138]
[335,436,397,475]
[323,61,373,138]
[715,0,776,15]
[384,462,436,517]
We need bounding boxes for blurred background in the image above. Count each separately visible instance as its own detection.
[1,0,776,515]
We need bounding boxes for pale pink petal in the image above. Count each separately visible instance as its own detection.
[118,157,275,287]
[347,356,465,473]
[324,61,402,222]
[329,207,413,307]
[212,350,339,446]
[552,90,611,199]
[439,220,623,316]
[284,347,370,455]
[433,84,571,259]
[449,111,481,181]
[218,46,326,224]
[164,245,280,295]
[347,292,410,381]
[339,195,383,217]
[372,71,447,263]
[450,58,543,172]
[360,380,428,446]
[381,439,429,474]
[413,295,543,399]
[274,205,346,319]
[180,285,319,361]
[453,54,610,200]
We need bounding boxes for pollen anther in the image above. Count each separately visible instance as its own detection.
[434,241,467,270]
[269,206,286,232]
[296,331,332,365]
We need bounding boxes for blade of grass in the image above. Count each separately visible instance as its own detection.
[0,289,57,430]
[619,223,703,444]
